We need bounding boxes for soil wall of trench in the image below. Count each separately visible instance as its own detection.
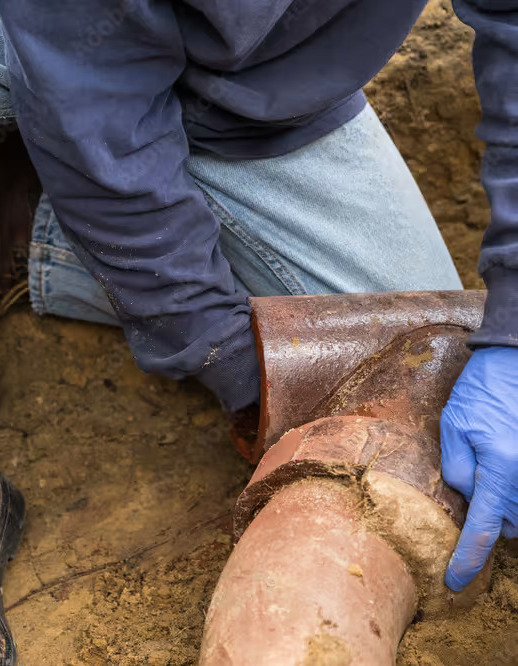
[0,2,516,665]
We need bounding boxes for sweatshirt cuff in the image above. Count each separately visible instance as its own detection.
[195,323,261,412]
[470,265,518,348]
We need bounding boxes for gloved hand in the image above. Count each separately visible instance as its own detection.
[441,346,518,592]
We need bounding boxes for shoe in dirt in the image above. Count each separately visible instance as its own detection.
[0,476,25,666]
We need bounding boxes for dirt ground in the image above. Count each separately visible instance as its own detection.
[0,2,515,665]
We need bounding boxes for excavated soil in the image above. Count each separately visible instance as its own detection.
[1,1,515,664]
[366,0,487,291]
[0,313,252,665]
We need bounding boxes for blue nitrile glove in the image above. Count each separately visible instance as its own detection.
[441,347,518,592]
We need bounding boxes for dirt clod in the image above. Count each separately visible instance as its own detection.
[302,633,352,666]
[399,543,518,665]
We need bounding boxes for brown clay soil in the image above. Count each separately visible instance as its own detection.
[0,1,516,664]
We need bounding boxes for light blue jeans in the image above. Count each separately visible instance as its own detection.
[28,102,461,327]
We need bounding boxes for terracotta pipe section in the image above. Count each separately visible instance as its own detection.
[201,417,491,664]
[200,478,417,666]
[201,291,491,663]
[250,290,485,455]
[234,416,466,541]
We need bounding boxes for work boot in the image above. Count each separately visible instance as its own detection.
[0,131,40,318]
[0,476,25,666]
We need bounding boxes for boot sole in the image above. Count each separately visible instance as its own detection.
[0,476,25,666]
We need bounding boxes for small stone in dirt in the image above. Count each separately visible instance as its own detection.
[103,378,117,392]
[192,410,220,428]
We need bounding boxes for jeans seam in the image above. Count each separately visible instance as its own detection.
[28,245,46,315]
[30,202,75,313]
[30,241,80,264]
[43,199,54,242]
[39,203,55,311]
[196,184,307,296]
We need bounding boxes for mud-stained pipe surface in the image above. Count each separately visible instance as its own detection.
[250,290,485,454]
[200,478,417,666]
[203,292,491,662]
[200,417,491,665]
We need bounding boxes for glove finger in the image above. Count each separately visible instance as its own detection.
[445,479,502,592]
[440,412,476,502]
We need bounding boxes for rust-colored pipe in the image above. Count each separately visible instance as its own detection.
[249,290,486,460]
[202,291,491,664]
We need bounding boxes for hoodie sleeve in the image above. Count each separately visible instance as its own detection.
[0,0,260,411]
[452,0,518,346]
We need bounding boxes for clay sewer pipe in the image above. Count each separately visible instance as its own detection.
[201,291,491,665]
[200,416,491,665]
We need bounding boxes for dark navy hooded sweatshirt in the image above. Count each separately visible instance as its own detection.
[0,0,517,410]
